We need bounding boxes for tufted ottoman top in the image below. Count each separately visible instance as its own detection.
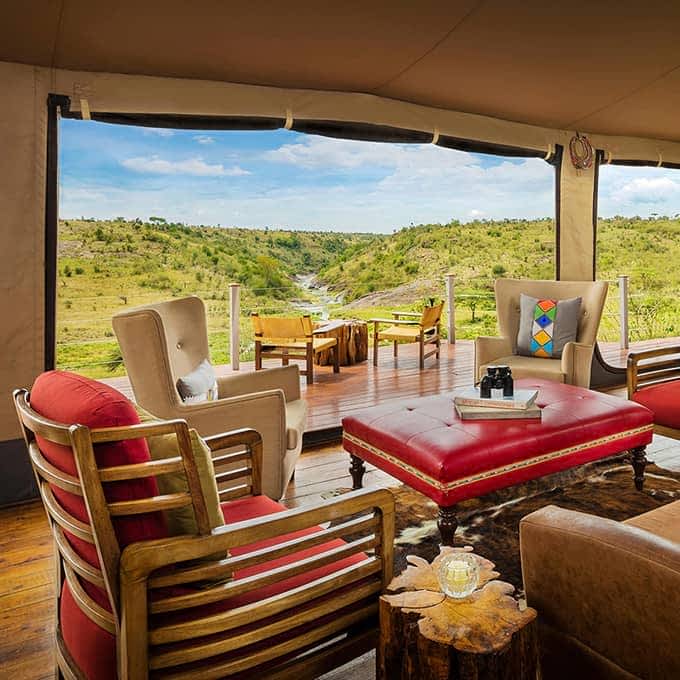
[342,378,654,505]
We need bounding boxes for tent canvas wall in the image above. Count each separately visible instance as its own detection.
[2,2,680,504]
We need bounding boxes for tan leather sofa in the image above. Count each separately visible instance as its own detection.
[112,296,307,500]
[520,502,680,679]
[475,278,608,388]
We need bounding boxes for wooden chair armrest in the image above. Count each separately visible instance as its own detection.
[370,318,421,325]
[390,311,421,319]
[120,487,395,579]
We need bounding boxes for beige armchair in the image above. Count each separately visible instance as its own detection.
[112,296,307,500]
[520,503,680,679]
[475,279,608,388]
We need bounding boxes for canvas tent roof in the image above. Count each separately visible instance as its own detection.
[3,0,680,142]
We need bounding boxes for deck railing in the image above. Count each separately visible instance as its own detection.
[56,274,678,378]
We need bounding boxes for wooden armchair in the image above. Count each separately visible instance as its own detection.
[251,313,339,385]
[370,302,443,369]
[15,371,395,679]
[627,345,680,439]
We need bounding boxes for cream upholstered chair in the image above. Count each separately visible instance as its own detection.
[112,296,306,499]
[475,279,608,388]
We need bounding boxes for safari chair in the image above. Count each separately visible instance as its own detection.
[113,296,306,500]
[251,313,339,385]
[370,302,443,369]
[475,279,608,388]
[14,370,395,680]
[627,345,680,439]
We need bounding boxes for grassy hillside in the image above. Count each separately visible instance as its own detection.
[320,218,555,301]
[57,215,680,378]
[57,218,377,375]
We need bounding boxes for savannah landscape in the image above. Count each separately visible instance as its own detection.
[57,215,680,378]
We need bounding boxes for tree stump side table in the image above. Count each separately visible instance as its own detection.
[379,548,539,680]
[314,319,368,366]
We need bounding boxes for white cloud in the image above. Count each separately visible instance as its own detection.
[469,209,485,218]
[120,156,250,177]
[142,128,174,137]
[194,135,215,145]
[265,136,474,171]
[599,165,680,216]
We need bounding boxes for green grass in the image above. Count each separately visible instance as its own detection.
[56,215,680,378]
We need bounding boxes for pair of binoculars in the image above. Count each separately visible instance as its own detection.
[480,365,514,398]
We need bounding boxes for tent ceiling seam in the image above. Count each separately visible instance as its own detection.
[565,60,680,131]
[50,0,66,71]
[371,0,487,94]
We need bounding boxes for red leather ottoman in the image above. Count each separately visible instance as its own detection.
[342,379,654,545]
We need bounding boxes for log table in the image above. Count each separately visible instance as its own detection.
[314,319,368,366]
[379,547,539,680]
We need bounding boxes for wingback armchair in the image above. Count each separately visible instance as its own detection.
[112,296,306,499]
[475,279,608,388]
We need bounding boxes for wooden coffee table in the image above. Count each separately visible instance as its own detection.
[343,378,654,545]
[379,548,539,679]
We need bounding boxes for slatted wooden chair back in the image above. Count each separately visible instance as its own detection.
[251,313,314,343]
[627,346,680,397]
[13,389,213,627]
[420,301,444,330]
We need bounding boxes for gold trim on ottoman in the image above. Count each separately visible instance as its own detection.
[343,424,654,492]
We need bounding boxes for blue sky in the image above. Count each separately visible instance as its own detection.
[59,119,680,232]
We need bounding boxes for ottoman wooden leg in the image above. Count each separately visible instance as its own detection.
[350,454,366,490]
[438,506,458,546]
[630,446,649,491]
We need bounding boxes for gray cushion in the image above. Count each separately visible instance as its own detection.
[176,358,218,403]
[517,294,581,359]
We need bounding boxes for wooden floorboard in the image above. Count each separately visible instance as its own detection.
[2,434,680,679]
[103,337,680,433]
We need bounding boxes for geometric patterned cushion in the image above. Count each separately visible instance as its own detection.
[517,294,581,359]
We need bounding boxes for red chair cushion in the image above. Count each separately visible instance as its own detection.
[30,371,168,679]
[632,381,680,430]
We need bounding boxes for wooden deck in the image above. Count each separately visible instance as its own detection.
[3,434,680,679]
[104,337,680,434]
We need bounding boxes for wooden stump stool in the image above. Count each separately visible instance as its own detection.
[379,548,539,680]
[314,319,368,366]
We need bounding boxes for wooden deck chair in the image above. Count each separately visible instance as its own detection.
[252,313,340,385]
[14,370,395,680]
[370,302,443,369]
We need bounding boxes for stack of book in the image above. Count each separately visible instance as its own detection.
[453,387,541,421]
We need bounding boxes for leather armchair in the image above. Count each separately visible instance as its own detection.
[475,278,608,387]
[520,503,680,679]
[112,296,307,499]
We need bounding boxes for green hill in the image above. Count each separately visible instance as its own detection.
[56,218,378,375]
[57,215,680,378]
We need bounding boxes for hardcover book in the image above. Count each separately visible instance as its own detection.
[453,387,539,410]
[455,402,542,421]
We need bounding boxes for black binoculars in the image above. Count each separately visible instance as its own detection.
[480,365,514,398]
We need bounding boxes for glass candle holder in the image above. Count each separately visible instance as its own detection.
[437,552,480,599]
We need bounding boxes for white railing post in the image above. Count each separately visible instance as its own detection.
[229,283,241,370]
[445,273,456,344]
[618,274,629,350]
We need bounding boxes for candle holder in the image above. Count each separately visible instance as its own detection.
[437,552,480,599]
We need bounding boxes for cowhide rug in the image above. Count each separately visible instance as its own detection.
[388,456,680,592]
[325,455,680,594]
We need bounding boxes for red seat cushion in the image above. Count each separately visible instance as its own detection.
[632,381,680,429]
[30,371,168,679]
